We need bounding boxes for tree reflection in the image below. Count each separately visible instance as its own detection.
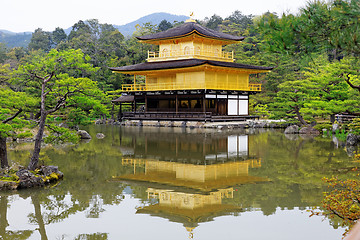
[0,195,32,240]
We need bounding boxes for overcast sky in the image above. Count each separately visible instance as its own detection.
[1,0,310,32]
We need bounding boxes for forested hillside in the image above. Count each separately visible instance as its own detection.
[0,31,32,48]
[0,12,187,47]
[0,0,359,127]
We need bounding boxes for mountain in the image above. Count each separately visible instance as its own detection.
[0,12,188,48]
[114,12,188,37]
[0,30,32,48]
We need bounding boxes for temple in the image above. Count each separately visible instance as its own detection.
[110,18,273,121]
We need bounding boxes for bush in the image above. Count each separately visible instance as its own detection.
[16,130,33,138]
[313,122,332,132]
[349,118,360,135]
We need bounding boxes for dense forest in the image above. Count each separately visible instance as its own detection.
[1,1,359,126]
[1,0,360,167]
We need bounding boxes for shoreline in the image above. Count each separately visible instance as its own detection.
[114,119,289,129]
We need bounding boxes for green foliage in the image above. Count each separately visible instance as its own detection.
[0,86,37,138]
[28,28,52,52]
[44,124,80,144]
[349,118,360,135]
[158,20,173,32]
[312,154,360,234]
[51,27,67,47]
[313,122,333,132]
[13,49,108,120]
[205,14,223,30]
[270,79,316,124]
[0,173,19,182]
[253,104,270,118]
[16,130,33,139]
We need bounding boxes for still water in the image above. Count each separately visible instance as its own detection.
[2,125,356,240]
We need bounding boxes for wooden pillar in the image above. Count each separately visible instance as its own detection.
[203,95,206,113]
[118,103,122,120]
[111,103,115,120]
[145,95,148,112]
[134,75,136,90]
[215,95,218,115]
[175,94,178,113]
[134,99,137,113]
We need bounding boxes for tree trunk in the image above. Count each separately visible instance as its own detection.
[295,107,308,126]
[0,136,8,169]
[28,81,47,171]
[28,112,47,170]
[330,114,336,123]
[32,195,48,240]
[0,196,9,236]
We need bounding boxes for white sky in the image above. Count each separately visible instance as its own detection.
[1,0,309,32]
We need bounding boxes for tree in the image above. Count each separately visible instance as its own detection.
[205,14,223,30]
[271,79,316,125]
[51,27,67,48]
[302,56,360,121]
[68,20,92,41]
[222,10,254,36]
[0,64,36,168]
[0,43,7,64]
[66,19,126,90]
[158,20,173,32]
[13,49,106,170]
[28,28,51,52]
[311,154,360,235]
[257,0,360,61]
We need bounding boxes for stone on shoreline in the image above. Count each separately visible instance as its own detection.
[284,125,299,134]
[346,133,359,146]
[1,165,64,190]
[299,126,320,135]
[16,169,44,189]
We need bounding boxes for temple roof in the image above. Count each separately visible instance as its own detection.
[111,95,134,103]
[110,59,274,73]
[136,21,245,42]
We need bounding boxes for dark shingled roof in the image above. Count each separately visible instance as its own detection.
[136,22,244,42]
[110,59,274,72]
[112,95,134,102]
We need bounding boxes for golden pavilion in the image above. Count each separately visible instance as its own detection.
[110,18,273,121]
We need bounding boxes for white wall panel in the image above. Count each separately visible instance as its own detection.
[238,100,248,115]
[228,99,238,115]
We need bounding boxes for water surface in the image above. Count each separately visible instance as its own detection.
[2,126,356,240]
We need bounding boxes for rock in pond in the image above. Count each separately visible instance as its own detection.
[40,165,64,180]
[346,133,359,146]
[16,169,44,189]
[0,165,64,190]
[284,125,300,134]
[77,130,91,139]
[96,133,105,139]
[299,127,320,135]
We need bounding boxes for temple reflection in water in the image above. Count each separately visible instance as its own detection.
[113,127,268,238]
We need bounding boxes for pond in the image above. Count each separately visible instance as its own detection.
[1,125,357,240]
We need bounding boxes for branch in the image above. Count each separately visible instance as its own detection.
[44,72,55,84]
[343,73,360,93]
[46,102,65,115]
[2,108,23,124]
[33,73,45,81]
